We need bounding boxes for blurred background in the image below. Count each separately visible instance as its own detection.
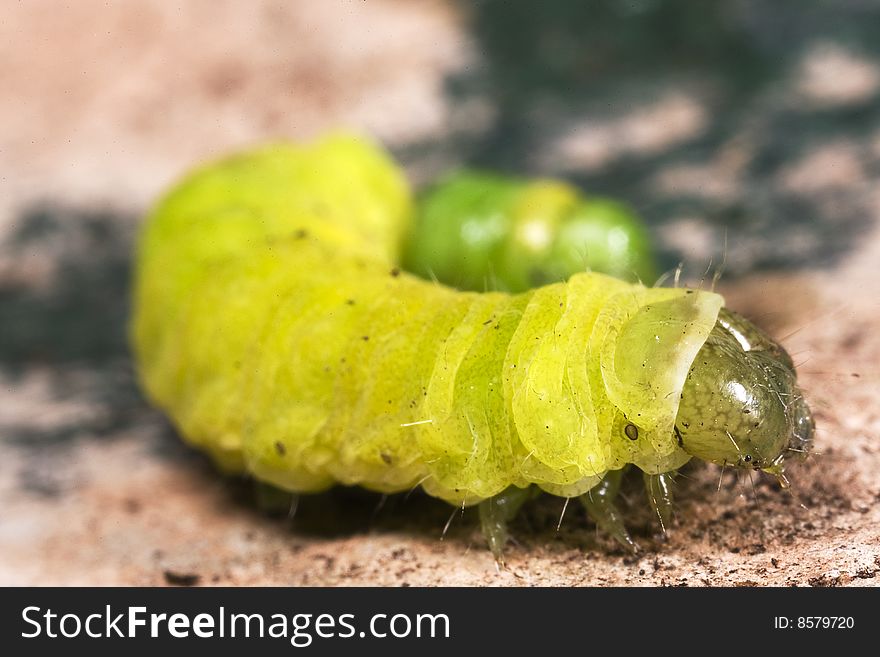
[2,0,879,586]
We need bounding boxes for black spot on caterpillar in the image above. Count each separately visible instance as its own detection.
[131,133,814,559]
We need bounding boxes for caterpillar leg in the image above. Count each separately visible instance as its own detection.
[254,481,298,517]
[478,486,535,564]
[642,471,675,533]
[578,469,638,553]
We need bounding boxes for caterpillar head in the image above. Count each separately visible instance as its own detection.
[675,308,814,487]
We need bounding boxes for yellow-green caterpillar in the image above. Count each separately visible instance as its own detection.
[131,133,814,557]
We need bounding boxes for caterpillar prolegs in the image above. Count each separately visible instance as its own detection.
[131,133,814,558]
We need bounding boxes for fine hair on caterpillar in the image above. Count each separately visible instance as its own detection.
[130,133,815,560]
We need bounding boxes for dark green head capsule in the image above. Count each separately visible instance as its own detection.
[676,308,815,486]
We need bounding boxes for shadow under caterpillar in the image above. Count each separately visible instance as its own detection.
[130,133,814,559]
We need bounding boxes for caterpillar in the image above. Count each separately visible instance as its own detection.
[131,133,815,558]
[403,169,657,293]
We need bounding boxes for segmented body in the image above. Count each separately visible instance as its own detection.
[403,170,657,292]
[131,134,723,507]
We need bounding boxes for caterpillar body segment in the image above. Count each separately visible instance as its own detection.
[136,227,722,504]
[403,170,658,293]
[131,133,814,558]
